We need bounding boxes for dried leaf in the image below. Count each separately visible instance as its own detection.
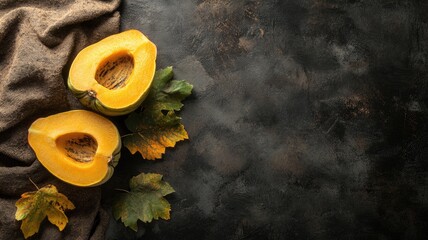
[15,185,75,239]
[123,67,193,160]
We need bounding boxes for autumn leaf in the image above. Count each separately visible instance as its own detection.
[113,173,175,231]
[123,67,193,160]
[15,184,75,239]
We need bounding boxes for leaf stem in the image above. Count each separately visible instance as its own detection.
[120,133,133,138]
[29,177,39,190]
[115,188,130,193]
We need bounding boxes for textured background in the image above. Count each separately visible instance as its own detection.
[105,0,428,239]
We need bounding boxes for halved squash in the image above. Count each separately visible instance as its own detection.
[28,110,121,187]
[68,29,157,116]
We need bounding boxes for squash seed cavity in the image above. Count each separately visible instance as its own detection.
[95,52,134,90]
[56,133,98,163]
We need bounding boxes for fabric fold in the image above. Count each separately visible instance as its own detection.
[0,0,121,239]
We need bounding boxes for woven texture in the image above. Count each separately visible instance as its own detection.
[0,0,120,239]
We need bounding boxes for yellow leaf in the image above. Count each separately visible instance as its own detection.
[15,184,75,239]
[123,122,189,160]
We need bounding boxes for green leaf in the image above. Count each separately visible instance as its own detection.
[123,67,193,160]
[15,185,75,239]
[113,173,175,231]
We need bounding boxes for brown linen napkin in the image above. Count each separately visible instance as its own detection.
[0,0,120,239]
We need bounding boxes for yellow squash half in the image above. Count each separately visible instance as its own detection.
[28,110,121,187]
[68,30,157,116]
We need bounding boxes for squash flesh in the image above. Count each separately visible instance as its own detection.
[28,110,121,187]
[68,29,157,111]
[94,44,156,108]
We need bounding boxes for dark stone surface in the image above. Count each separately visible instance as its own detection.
[104,1,428,239]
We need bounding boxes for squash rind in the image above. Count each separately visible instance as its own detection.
[67,81,150,116]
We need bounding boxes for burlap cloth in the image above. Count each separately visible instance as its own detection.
[0,0,121,239]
